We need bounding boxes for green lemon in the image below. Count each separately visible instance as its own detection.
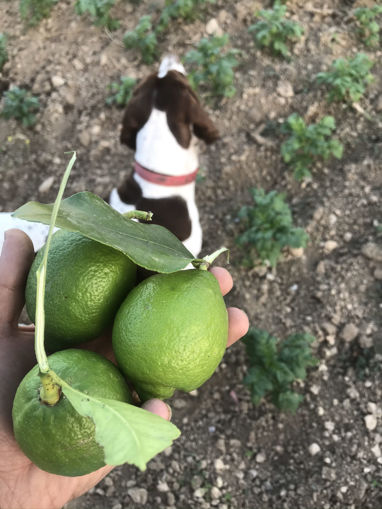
[25,230,137,352]
[12,349,133,477]
[112,269,228,401]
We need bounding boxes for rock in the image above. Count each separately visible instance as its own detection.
[211,487,221,499]
[309,443,321,456]
[157,481,170,492]
[341,323,359,342]
[374,268,382,280]
[214,458,226,471]
[276,80,294,98]
[206,18,223,36]
[194,488,206,499]
[289,247,304,258]
[371,444,381,458]
[51,75,65,88]
[322,322,337,335]
[324,240,338,253]
[173,398,187,409]
[79,131,91,147]
[255,452,266,463]
[362,242,382,262]
[167,492,176,505]
[376,95,382,112]
[365,414,377,431]
[38,176,54,193]
[367,402,377,414]
[127,488,148,504]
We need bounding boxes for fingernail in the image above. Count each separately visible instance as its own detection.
[166,403,172,421]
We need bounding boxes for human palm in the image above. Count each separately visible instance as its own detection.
[0,229,248,509]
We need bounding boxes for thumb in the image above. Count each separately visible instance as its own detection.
[141,399,172,421]
[0,229,34,330]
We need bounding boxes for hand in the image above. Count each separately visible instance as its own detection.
[0,229,248,509]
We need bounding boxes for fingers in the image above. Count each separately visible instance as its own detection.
[227,307,249,347]
[0,229,34,330]
[209,266,233,296]
[142,399,172,421]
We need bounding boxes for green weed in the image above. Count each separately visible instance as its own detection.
[75,0,119,30]
[1,87,40,128]
[353,5,382,47]
[281,114,343,181]
[184,35,239,99]
[248,1,304,58]
[106,76,137,107]
[236,188,309,268]
[243,328,317,413]
[156,0,215,34]
[316,53,374,103]
[123,15,158,64]
[19,0,59,27]
[0,34,8,71]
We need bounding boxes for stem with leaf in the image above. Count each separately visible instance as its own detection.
[35,152,76,402]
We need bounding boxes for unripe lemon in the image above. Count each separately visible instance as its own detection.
[112,269,228,401]
[12,349,133,476]
[25,230,137,352]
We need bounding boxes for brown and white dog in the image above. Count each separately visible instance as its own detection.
[0,56,219,255]
[109,55,220,256]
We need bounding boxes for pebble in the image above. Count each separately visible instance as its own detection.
[194,488,206,499]
[276,80,294,98]
[211,487,221,499]
[214,458,226,471]
[38,175,55,193]
[127,488,148,504]
[362,242,382,262]
[206,18,223,36]
[371,443,381,458]
[157,481,170,492]
[173,398,187,409]
[255,452,266,463]
[51,75,65,88]
[289,246,304,258]
[167,492,176,505]
[341,323,359,342]
[365,414,377,431]
[324,240,338,253]
[309,443,321,456]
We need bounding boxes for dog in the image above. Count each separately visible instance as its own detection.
[0,56,219,255]
[109,54,220,256]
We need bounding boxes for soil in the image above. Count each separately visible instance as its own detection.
[1,0,382,508]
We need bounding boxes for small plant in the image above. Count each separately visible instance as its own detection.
[236,188,309,267]
[353,5,382,47]
[281,114,343,181]
[184,35,239,99]
[243,327,317,413]
[106,76,137,107]
[0,33,8,71]
[156,0,215,34]
[74,0,119,30]
[248,1,304,58]
[123,15,158,64]
[19,0,59,26]
[316,53,374,103]
[1,87,40,128]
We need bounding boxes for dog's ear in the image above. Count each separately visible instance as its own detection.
[120,74,157,149]
[189,96,220,145]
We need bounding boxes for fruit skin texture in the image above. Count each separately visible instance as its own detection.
[12,349,133,477]
[112,269,228,401]
[25,230,137,352]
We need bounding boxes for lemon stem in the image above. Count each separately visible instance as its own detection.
[39,373,61,405]
[192,247,229,270]
[123,210,153,221]
[35,152,77,374]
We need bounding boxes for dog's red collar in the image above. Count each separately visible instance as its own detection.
[134,161,198,186]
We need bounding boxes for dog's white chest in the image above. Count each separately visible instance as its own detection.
[135,109,199,175]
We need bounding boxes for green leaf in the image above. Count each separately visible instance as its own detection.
[51,370,180,471]
[13,191,194,273]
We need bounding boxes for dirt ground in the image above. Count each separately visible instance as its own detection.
[1,0,382,508]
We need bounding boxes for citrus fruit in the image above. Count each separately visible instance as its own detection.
[25,230,137,352]
[12,349,133,477]
[112,269,228,401]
